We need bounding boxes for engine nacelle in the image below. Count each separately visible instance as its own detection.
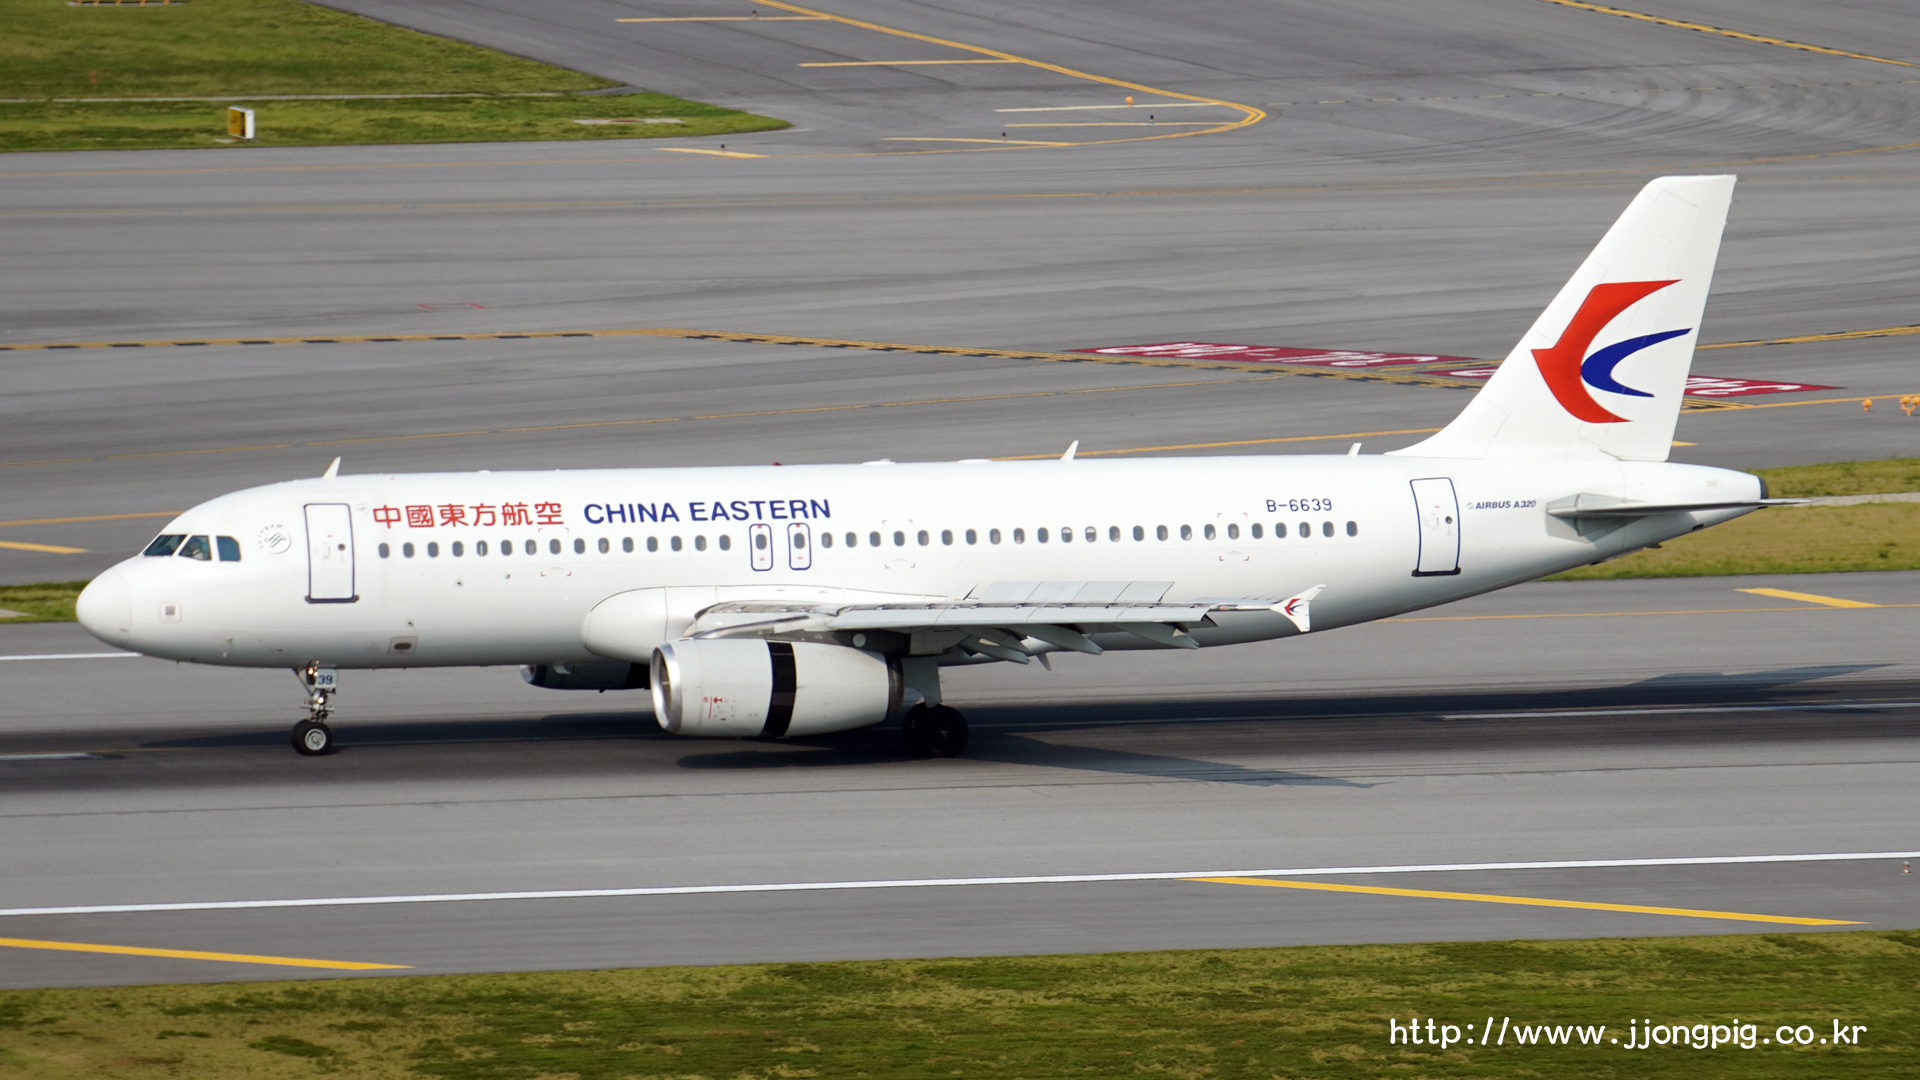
[521,662,649,691]
[651,638,900,738]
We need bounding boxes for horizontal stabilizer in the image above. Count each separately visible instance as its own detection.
[1546,496,1802,519]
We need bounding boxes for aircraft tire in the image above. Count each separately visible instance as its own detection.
[292,720,333,756]
[903,704,968,758]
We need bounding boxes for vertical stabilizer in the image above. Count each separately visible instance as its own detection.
[1391,175,1734,461]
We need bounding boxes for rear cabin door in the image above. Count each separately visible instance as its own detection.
[786,522,812,570]
[304,503,358,602]
[1409,477,1461,577]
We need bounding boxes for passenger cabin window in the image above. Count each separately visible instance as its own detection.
[1298,520,1310,537]
[1037,528,1049,544]
[647,537,659,552]
[821,532,834,548]
[1012,528,1025,544]
[1155,525,1168,541]
[598,538,609,554]
[965,529,978,545]
[144,534,186,557]
[1203,524,1216,540]
[1133,526,1145,541]
[525,539,537,555]
[844,532,857,548]
[453,541,465,556]
[622,538,633,553]
[1251,524,1263,539]
[941,530,953,546]
[1088,527,1099,543]
[893,531,906,547]
[719,534,732,551]
[989,529,1002,545]
[671,536,684,552]
[1226,524,1239,540]
[574,539,586,554]
[216,536,241,562]
[477,540,490,556]
[1322,521,1334,537]
[378,542,391,559]
[1347,521,1359,536]
[426,542,439,558]
[1109,526,1121,542]
[869,531,881,547]
[1179,525,1193,541]
[178,535,212,561]
[403,542,415,558]
[1274,523,1286,538]
[694,535,707,551]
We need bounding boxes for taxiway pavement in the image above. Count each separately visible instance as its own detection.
[1,0,1917,985]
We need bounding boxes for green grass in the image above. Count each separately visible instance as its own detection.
[0,582,85,623]
[1,932,1917,1078]
[1548,501,1920,580]
[0,0,786,150]
[1753,456,1920,499]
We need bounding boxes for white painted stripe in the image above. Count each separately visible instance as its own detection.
[994,103,1225,112]
[2,851,1912,918]
[1441,701,1920,720]
[0,652,136,661]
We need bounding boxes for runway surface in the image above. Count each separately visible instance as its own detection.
[3,571,1918,988]
[2,0,1919,986]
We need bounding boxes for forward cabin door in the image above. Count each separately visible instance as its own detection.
[304,503,358,602]
[1409,477,1461,577]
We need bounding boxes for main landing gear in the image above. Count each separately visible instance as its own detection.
[902,703,968,758]
[291,663,338,756]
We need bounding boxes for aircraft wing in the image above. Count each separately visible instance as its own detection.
[682,587,1325,660]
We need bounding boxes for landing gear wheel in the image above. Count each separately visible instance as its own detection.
[903,704,968,758]
[291,720,333,756]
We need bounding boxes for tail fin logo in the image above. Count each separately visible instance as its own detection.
[1532,280,1690,423]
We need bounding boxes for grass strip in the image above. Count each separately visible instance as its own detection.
[0,0,786,151]
[0,582,85,623]
[1548,501,1920,579]
[1754,456,1920,499]
[1,931,1916,1078]
[0,95,785,152]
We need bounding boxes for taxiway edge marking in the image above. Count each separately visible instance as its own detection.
[1185,878,1860,925]
[0,936,409,970]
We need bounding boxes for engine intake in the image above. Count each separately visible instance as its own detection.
[651,638,900,738]
[521,662,649,691]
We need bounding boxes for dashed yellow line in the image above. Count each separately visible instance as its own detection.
[996,427,1442,459]
[1531,0,1915,67]
[1738,587,1880,608]
[616,15,826,20]
[0,541,87,554]
[1699,324,1920,349]
[0,936,409,970]
[0,511,179,528]
[1188,877,1861,925]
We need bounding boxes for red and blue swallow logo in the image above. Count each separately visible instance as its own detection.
[1532,280,1691,423]
[1283,597,1308,617]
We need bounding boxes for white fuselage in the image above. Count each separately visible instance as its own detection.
[77,454,1759,669]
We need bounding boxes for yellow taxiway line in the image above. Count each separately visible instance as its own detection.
[739,0,1265,149]
[1391,603,1918,623]
[1699,324,1920,349]
[0,541,86,554]
[1531,0,1914,68]
[1188,877,1860,925]
[655,147,766,158]
[0,936,409,970]
[616,15,826,21]
[1738,587,1881,608]
[0,511,180,528]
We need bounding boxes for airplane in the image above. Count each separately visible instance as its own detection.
[76,174,1780,759]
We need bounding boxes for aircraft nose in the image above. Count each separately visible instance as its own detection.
[75,565,133,648]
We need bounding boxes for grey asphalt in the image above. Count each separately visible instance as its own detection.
[2,0,1919,986]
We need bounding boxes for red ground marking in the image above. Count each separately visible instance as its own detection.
[1436,367,1838,397]
[1076,342,1477,367]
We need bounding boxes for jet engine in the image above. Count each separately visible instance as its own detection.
[521,662,649,691]
[651,638,900,738]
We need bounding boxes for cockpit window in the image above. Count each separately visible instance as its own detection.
[144,534,186,557]
[178,535,212,561]
[216,536,241,562]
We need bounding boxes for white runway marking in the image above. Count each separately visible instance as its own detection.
[2,851,1912,918]
[1441,701,1920,720]
[995,102,1225,112]
[0,653,136,661]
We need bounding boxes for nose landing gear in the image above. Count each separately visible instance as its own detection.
[291,663,338,756]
